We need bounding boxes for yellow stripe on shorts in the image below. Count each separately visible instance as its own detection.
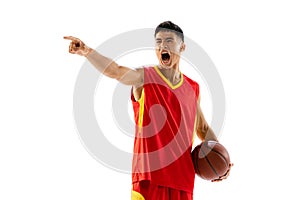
[131,190,145,200]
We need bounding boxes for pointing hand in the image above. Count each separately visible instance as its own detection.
[64,36,93,56]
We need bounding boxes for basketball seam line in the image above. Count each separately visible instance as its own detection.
[211,149,229,167]
[200,147,219,177]
[204,142,229,167]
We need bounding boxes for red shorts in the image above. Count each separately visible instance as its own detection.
[131,181,193,200]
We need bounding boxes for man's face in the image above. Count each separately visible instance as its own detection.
[155,31,185,69]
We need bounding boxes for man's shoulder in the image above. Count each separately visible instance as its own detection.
[135,65,155,71]
[142,65,156,70]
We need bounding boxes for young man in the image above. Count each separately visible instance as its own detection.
[64,21,231,200]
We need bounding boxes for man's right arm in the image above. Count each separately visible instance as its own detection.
[64,36,143,87]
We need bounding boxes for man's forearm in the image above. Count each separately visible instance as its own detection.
[85,49,120,79]
[204,127,218,142]
[197,126,218,142]
[64,36,142,86]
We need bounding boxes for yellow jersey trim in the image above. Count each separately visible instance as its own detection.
[154,66,184,89]
[131,190,145,200]
[138,89,145,129]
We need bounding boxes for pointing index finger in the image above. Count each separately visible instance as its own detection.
[63,36,80,41]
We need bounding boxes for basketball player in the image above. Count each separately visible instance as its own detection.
[64,21,232,200]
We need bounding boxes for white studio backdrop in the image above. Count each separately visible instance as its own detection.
[0,0,299,199]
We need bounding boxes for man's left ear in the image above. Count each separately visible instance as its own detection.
[180,43,186,52]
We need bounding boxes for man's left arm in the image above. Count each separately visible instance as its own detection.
[195,97,233,182]
[195,97,218,142]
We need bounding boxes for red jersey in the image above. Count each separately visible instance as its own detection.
[131,66,199,193]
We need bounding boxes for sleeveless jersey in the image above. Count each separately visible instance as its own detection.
[131,66,199,193]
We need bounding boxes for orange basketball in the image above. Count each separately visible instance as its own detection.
[191,140,230,181]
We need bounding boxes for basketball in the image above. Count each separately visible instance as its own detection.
[191,140,230,181]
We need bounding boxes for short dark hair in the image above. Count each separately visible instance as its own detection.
[154,21,184,42]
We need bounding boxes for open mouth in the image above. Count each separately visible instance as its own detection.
[161,51,171,64]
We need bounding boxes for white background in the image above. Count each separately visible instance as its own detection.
[1,0,299,199]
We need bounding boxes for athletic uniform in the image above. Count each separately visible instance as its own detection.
[131,66,199,200]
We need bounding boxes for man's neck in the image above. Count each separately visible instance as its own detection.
[158,65,181,85]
